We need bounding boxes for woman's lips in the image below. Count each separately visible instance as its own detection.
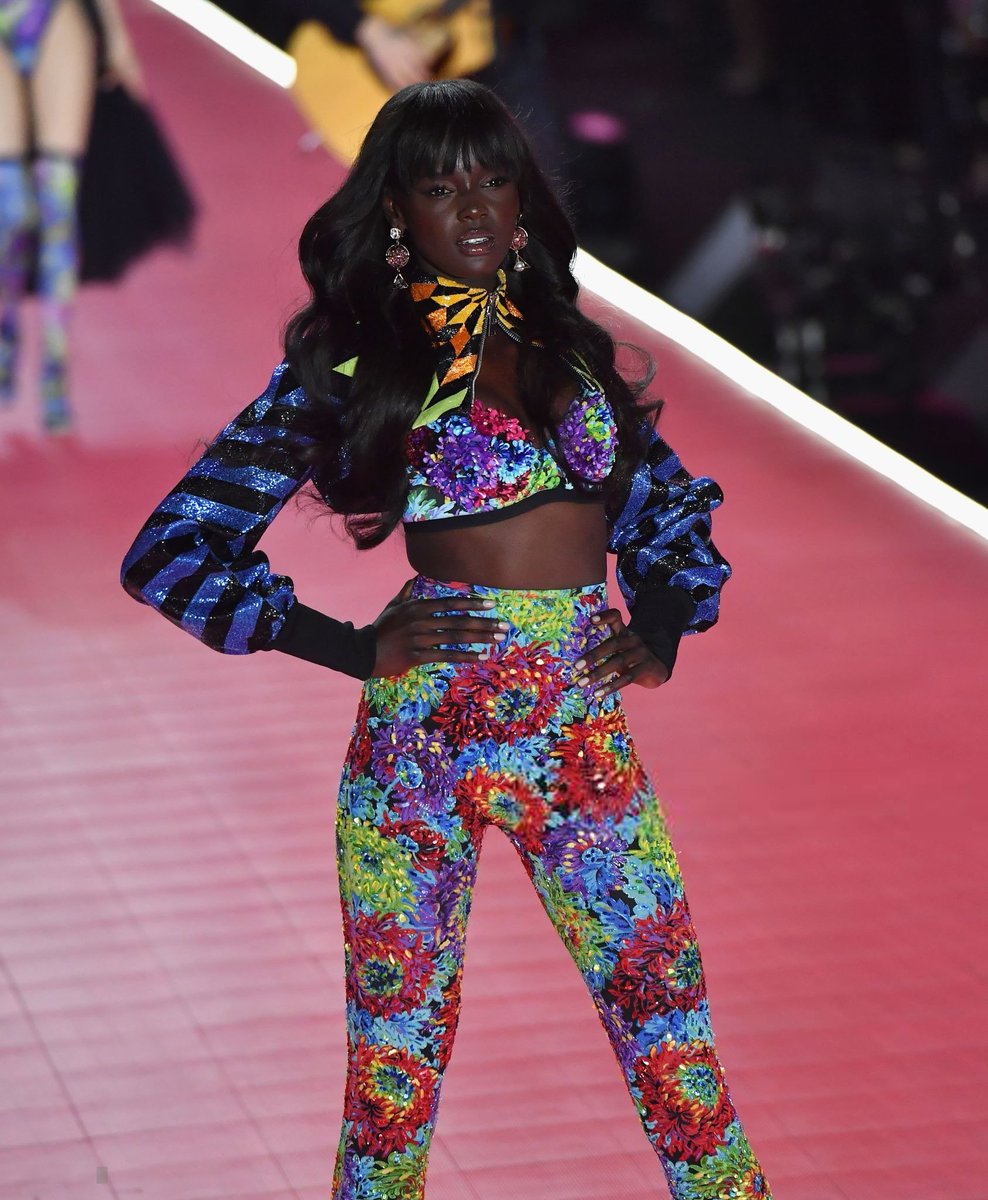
[456,232,497,255]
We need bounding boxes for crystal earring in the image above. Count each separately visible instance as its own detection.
[385,226,410,289]
[510,222,530,272]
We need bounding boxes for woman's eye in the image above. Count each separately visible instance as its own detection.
[484,176,509,188]
[426,184,452,197]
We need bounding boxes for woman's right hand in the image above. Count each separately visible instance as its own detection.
[355,15,434,90]
[370,580,509,678]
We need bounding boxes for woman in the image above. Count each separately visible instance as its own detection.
[121,80,771,1200]
[0,0,142,430]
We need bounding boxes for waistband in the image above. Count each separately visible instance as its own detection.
[409,575,608,650]
[410,574,606,600]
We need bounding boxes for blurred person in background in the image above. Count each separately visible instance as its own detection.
[220,0,562,169]
[283,0,495,92]
[121,80,771,1200]
[0,0,142,432]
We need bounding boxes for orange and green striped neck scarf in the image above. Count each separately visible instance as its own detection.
[408,269,524,429]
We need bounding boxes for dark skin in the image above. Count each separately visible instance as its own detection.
[371,164,669,696]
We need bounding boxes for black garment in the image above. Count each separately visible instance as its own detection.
[78,85,196,283]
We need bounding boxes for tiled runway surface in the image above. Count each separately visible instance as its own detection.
[1,5,986,1198]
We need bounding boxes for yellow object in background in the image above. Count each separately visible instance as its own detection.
[289,0,495,164]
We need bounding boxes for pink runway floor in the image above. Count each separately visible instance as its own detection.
[1,6,987,1199]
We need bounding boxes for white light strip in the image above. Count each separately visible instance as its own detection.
[576,249,988,543]
[145,0,296,87]
[141,1,988,544]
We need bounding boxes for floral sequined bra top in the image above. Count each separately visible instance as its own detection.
[402,272,618,527]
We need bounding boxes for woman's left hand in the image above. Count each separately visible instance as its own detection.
[573,608,670,699]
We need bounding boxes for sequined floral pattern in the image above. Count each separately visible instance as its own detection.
[557,388,618,481]
[402,271,618,523]
[122,342,732,657]
[404,392,615,523]
[331,575,772,1200]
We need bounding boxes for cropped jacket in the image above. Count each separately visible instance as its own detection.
[121,302,731,680]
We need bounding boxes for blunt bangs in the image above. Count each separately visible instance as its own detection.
[383,82,529,191]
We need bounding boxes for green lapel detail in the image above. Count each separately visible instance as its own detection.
[411,383,470,430]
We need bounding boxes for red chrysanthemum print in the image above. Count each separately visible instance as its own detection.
[349,912,434,1018]
[634,1040,736,1163]
[347,699,373,775]
[380,817,446,873]
[432,975,463,1069]
[433,644,564,745]
[405,426,431,474]
[350,1038,438,1156]
[470,396,529,441]
[451,784,486,845]
[550,707,645,819]
[456,767,549,852]
[604,899,705,1021]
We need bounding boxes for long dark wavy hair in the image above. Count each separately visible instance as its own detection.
[284,79,653,549]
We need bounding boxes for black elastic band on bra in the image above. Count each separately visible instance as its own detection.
[403,487,604,532]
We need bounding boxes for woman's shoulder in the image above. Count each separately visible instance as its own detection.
[267,351,361,409]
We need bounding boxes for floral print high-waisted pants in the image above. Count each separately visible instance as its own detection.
[333,575,771,1200]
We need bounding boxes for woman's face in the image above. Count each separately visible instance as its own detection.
[386,161,520,289]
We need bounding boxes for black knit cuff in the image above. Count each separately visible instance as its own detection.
[626,584,696,677]
[269,602,377,680]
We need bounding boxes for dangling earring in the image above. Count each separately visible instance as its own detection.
[510,220,530,272]
[385,226,410,289]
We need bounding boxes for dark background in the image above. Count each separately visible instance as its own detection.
[224,0,988,503]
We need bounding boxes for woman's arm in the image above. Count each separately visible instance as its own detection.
[283,0,432,88]
[90,0,145,96]
[607,424,732,674]
[569,424,731,699]
[120,362,376,679]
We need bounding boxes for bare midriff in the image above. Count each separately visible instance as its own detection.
[404,497,609,589]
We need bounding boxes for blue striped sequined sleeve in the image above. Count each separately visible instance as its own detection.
[608,424,732,634]
[120,362,316,654]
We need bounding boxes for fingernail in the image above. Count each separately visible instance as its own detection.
[494,633,507,642]
[481,600,496,608]
[574,659,586,671]
[497,622,510,631]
